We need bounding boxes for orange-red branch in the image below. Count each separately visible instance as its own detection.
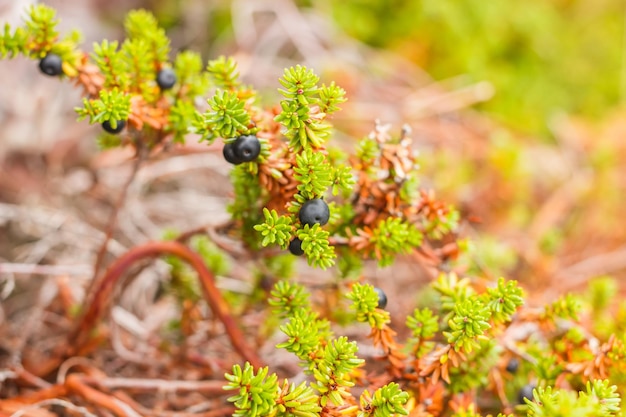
[67,240,262,368]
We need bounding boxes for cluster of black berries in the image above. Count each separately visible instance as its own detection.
[223,135,262,165]
[288,198,330,256]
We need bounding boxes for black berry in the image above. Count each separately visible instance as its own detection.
[232,135,261,162]
[102,119,126,134]
[517,383,536,404]
[374,287,387,309]
[156,68,177,90]
[299,198,330,227]
[223,142,244,165]
[288,238,304,256]
[506,357,520,374]
[39,53,63,76]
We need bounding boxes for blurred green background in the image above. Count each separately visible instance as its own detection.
[137,0,625,137]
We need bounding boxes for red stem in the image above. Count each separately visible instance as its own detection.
[67,240,262,368]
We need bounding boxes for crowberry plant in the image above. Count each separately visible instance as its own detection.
[1,5,625,417]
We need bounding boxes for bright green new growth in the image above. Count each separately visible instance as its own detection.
[483,277,524,324]
[358,383,409,417]
[296,224,336,269]
[276,380,322,417]
[224,363,279,417]
[268,280,311,319]
[542,293,582,322]
[311,336,364,406]
[369,217,423,267]
[207,55,242,91]
[293,148,334,199]
[254,208,293,248]
[444,298,491,353]
[23,4,59,55]
[124,9,170,65]
[274,65,345,150]
[525,380,621,417]
[199,90,251,142]
[347,283,391,329]
[406,307,439,356]
[76,88,131,127]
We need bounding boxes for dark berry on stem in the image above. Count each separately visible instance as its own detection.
[299,198,330,227]
[39,53,63,76]
[232,135,261,162]
[506,357,520,374]
[156,68,177,90]
[374,287,387,309]
[102,119,126,134]
[288,238,304,256]
[517,383,536,404]
[223,142,244,165]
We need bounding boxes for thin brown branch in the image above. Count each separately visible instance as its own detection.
[66,240,262,368]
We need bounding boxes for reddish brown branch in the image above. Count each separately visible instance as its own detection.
[67,240,262,368]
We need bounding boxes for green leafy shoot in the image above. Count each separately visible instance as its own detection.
[369,217,423,267]
[275,380,322,417]
[278,65,320,105]
[198,89,251,142]
[358,383,409,417]
[223,362,279,417]
[274,65,336,151]
[24,4,59,55]
[347,283,391,329]
[121,38,152,98]
[124,9,170,66]
[174,50,210,98]
[75,87,131,126]
[92,40,128,90]
[296,224,336,269]
[311,336,364,406]
[293,148,333,199]
[254,208,293,248]
[331,164,355,196]
[482,277,524,324]
[444,298,491,353]
[268,280,311,319]
[542,293,582,322]
[207,55,241,91]
[406,308,439,356]
[0,24,26,58]
[319,81,347,114]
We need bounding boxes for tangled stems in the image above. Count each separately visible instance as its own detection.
[66,240,262,368]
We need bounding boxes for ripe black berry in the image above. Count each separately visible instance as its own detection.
[299,199,330,227]
[374,287,387,309]
[288,238,304,256]
[517,383,536,404]
[223,142,244,165]
[232,135,261,162]
[156,68,177,90]
[39,53,63,76]
[506,357,520,374]
[102,119,126,134]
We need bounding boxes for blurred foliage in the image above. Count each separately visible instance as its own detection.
[315,0,623,136]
